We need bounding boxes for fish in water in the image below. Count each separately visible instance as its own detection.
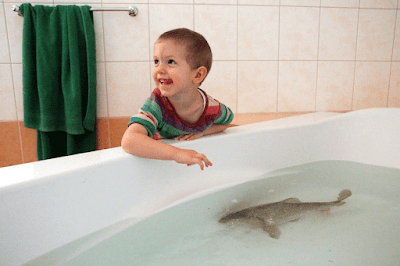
[219,189,352,239]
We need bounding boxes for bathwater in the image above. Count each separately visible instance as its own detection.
[24,161,400,266]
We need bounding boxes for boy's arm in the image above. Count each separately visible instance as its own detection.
[121,123,212,170]
[174,124,230,141]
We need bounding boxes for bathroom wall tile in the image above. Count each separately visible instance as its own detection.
[101,0,147,4]
[0,4,11,63]
[103,4,149,62]
[54,0,101,4]
[319,8,358,60]
[316,61,354,111]
[150,64,157,91]
[109,117,130,148]
[388,62,400,107]
[279,7,319,60]
[149,4,194,48]
[238,61,278,113]
[105,61,151,117]
[93,11,105,62]
[96,62,108,118]
[276,112,311,119]
[4,3,24,63]
[0,64,18,121]
[238,0,279,5]
[4,0,53,2]
[278,61,317,112]
[194,5,237,60]
[356,9,396,61]
[19,121,37,163]
[150,0,193,3]
[280,0,320,7]
[0,121,23,167]
[11,63,23,121]
[201,61,237,113]
[360,0,398,9]
[321,0,359,8]
[353,62,391,110]
[232,113,278,126]
[391,11,400,60]
[96,118,111,150]
[238,6,279,60]
[195,0,236,4]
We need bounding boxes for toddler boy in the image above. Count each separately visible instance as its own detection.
[121,28,233,170]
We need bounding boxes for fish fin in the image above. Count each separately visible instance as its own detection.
[263,225,281,239]
[337,189,352,201]
[281,197,302,203]
[255,218,281,238]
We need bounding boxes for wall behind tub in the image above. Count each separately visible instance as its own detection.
[1,0,400,167]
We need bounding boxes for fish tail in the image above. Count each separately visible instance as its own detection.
[337,189,352,201]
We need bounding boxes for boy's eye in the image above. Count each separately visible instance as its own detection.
[154,59,160,65]
[168,59,176,65]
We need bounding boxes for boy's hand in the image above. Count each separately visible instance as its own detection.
[174,132,205,141]
[174,124,230,141]
[174,149,213,170]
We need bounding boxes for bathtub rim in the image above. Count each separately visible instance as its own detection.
[1,108,399,190]
[0,111,339,189]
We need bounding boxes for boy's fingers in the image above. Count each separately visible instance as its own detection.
[185,155,211,170]
[194,156,205,170]
[198,162,204,170]
[175,133,205,141]
[186,163,204,170]
[175,134,192,141]
[175,149,212,170]
[198,153,211,164]
[196,153,212,168]
[187,159,204,170]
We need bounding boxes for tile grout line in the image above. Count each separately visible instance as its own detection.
[100,1,112,149]
[236,1,238,113]
[351,0,362,111]
[315,0,322,112]
[387,2,399,107]
[148,1,153,96]
[276,0,281,113]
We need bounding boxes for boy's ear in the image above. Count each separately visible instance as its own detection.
[193,66,208,85]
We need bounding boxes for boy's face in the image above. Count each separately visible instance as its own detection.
[153,39,198,98]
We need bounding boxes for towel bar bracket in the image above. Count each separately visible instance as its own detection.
[12,4,139,17]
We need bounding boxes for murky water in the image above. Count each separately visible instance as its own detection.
[24,161,400,266]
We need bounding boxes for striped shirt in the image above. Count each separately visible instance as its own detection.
[128,88,234,139]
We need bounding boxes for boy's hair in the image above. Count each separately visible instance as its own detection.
[157,28,212,76]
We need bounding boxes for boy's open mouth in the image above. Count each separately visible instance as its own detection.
[159,78,173,85]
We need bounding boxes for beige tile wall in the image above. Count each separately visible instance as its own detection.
[1,0,400,166]
[2,0,400,121]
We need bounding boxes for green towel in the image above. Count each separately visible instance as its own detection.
[20,4,97,160]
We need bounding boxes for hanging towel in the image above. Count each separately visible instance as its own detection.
[20,3,97,160]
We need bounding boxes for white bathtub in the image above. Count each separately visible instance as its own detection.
[1,108,399,265]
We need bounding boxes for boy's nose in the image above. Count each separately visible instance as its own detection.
[156,63,166,73]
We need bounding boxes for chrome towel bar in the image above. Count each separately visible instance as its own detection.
[12,4,138,17]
